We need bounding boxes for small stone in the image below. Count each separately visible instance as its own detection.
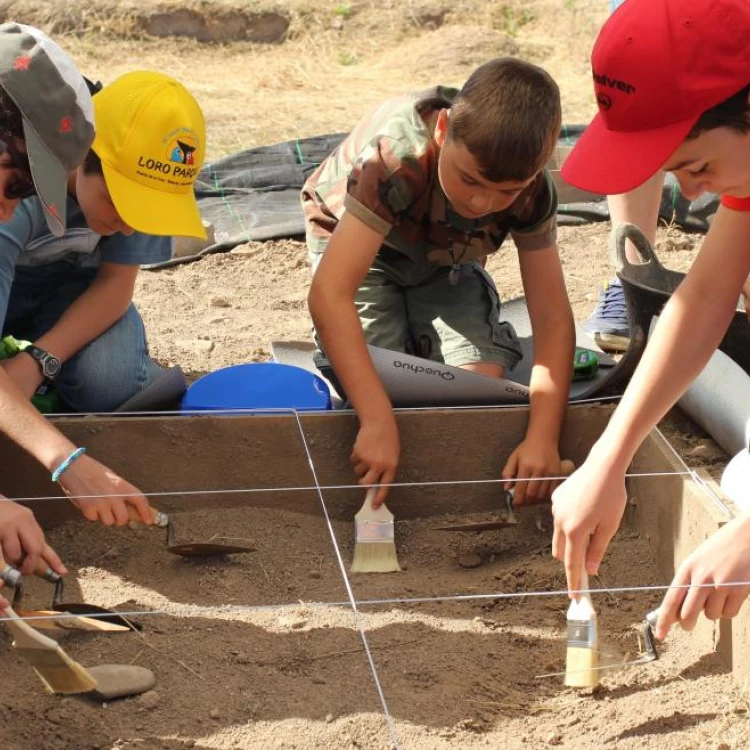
[457,553,483,569]
[176,338,215,354]
[325,713,334,723]
[236,654,252,665]
[309,571,321,579]
[546,732,562,745]
[183,741,196,748]
[209,296,231,308]
[209,708,221,720]
[137,690,160,710]
[291,618,308,629]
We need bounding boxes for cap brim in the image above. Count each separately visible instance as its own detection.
[102,162,206,240]
[560,112,697,195]
[23,120,69,237]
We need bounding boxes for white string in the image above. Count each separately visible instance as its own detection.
[290,411,401,750]
[11,579,750,625]
[1,469,692,506]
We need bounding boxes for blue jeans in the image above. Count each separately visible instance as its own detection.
[610,0,626,9]
[4,262,164,412]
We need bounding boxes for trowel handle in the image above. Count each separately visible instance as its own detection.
[32,559,63,584]
[126,505,170,529]
[0,553,20,588]
[645,608,660,628]
[559,459,576,478]
[1,556,62,588]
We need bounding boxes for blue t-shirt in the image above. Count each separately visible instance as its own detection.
[0,195,172,326]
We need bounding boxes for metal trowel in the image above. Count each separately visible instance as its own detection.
[433,488,519,532]
[0,561,131,632]
[535,609,661,680]
[433,460,576,532]
[131,506,256,558]
[50,577,141,631]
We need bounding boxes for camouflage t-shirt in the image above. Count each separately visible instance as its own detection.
[301,86,557,275]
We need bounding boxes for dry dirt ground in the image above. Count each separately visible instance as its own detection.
[1,1,748,748]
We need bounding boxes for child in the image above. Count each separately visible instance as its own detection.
[0,22,97,578]
[551,0,750,638]
[0,44,204,575]
[303,57,575,508]
[0,70,205,413]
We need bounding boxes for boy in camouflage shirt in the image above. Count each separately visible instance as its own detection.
[302,58,575,508]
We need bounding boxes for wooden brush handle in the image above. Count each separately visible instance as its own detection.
[2,606,59,650]
[364,487,379,508]
[579,567,589,595]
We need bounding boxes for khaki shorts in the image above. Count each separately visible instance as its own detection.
[312,257,522,377]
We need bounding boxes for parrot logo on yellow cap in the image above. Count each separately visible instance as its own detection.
[168,136,197,166]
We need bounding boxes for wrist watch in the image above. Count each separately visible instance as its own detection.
[23,344,62,381]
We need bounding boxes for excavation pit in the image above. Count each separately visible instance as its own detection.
[1,404,747,750]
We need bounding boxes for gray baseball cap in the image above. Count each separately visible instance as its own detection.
[0,24,95,236]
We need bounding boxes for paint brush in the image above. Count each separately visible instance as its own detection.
[1,606,98,694]
[564,566,599,688]
[350,487,401,574]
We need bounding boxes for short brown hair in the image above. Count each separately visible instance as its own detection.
[0,85,24,141]
[688,83,750,139]
[448,57,561,182]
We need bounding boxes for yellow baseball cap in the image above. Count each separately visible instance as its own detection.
[92,71,206,239]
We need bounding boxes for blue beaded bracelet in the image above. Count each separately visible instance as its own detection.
[51,447,87,483]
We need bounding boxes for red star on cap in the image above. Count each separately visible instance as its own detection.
[13,55,31,71]
[48,204,59,217]
[59,117,72,133]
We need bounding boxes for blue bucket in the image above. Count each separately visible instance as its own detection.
[181,362,332,413]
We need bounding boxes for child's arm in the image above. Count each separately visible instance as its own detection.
[0,364,154,525]
[505,243,574,505]
[552,207,750,596]
[3,262,138,399]
[308,212,398,507]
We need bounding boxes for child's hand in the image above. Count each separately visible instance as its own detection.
[656,513,750,639]
[552,454,628,597]
[351,414,400,509]
[0,498,67,576]
[502,438,560,506]
[58,454,154,526]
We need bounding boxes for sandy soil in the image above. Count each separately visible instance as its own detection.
[2,504,743,750]
[1,1,747,748]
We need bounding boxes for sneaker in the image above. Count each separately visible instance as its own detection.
[582,278,631,352]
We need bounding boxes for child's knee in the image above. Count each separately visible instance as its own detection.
[459,362,506,379]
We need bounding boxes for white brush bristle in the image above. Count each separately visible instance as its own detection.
[350,494,401,574]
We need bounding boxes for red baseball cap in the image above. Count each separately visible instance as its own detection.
[561,0,750,195]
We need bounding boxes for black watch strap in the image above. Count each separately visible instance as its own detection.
[23,344,62,381]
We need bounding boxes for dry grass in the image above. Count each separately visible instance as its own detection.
[11,0,608,158]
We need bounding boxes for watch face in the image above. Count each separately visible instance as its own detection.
[42,355,62,379]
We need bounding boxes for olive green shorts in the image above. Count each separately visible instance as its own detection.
[312,258,522,377]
